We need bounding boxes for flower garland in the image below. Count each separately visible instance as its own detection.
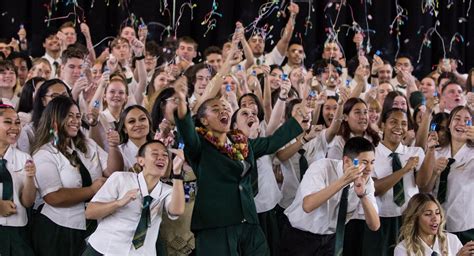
[196,127,249,160]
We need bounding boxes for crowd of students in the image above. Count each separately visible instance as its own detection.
[1,2,474,255]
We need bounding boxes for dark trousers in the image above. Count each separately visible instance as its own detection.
[195,223,269,256]
[0,226,35,256]
[258,207,281,256]
[453,228,474,245]
[343,219,366,256]
[362,216,402,256]
[280,224,335,256]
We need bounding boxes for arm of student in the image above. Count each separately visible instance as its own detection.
[265,80,290,135]
[415,148,433,189]
[20,160,37,208]
[303,178,346,213]
[373,164,412,197]
[360,195,380,231]
[276,3,299,56]
[276,137,303,162]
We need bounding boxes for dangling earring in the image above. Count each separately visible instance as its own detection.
[50,128,59,146]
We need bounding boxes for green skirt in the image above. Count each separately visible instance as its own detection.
[32,213,87,256]
[0,225,35,256]
[362,216,402,256]
[258,208,280,256]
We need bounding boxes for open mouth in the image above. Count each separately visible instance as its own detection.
[219,115,229,125]
[155,161,166,169]
[430,223,439,232]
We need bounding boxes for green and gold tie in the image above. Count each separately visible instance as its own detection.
[132,195,153,249]
[390,152,405,207]
[0,159,13,201]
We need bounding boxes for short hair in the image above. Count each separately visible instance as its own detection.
[0,60,16,74]
[367,98,382,113]
[441,79,461,93]
[178,36,198,50]
[7,51,32,70]
[59,21,75,31]
[109,37,130,50]
[313,59,343,76]
[342,137,375,159]
[396,54,413,65]
[203,46,222,58]
[145,41,160,57]
[61,46,85,64]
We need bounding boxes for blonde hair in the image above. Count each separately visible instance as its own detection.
[398,193,448,256]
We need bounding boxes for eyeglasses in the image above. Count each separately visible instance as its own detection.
[44,92,69,99]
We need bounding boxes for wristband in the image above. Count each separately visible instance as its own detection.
[278,95,288,101]
[171,172,184,180]
[134,55,145,61]
[357,190,368,198]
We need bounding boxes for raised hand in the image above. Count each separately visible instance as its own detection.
[117,189,138,207]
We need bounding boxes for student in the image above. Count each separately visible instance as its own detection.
[174,78,306,255]
[83,140,185,256]
[0,60,19,107]
[394,193,474,256]
[0,103,36,256]
[117,105,154,172]
[425,106,474,244]
[364,108,434,256]
[281,137,380,255]
[31,96,123,256]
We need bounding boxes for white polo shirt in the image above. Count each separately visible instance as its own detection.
[17,122,35,154]
[285,159,377,235]
[88,171,177,256]
[394,233,462,256]
[373,143,424,217]
[279,129,329,208]
[434,144,474,233]
[0,146,33,227]
[33,140,108,230]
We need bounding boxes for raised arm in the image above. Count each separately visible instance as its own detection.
[130,39,147,105]
[275,3,299,56]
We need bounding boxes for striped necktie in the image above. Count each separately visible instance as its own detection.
[390,152,405,206]
[0,159,13,200]
[436,158,455,204]
[132,195,153,249]
[334,185,349,256]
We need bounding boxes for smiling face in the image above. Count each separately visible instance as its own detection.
[420,77,436,99]
[64,104,81,138]
[268,68,283,90]
[120,26,136,43]
[392,96,408,112]
[322,98,338,127]
[377,82,393,105]
[346,102,369,135]
[200,99,232,134]
[194,68,211,96]
[0,108,21,145]
[124,108,150,141]
[61,26,77,46]
[288,44,304,66]
[449,108,472,142]
[105,81,127,109]
[418,201,441,237]
[382,110,408,146]
[138,142,170,177]
[0,68,17,90]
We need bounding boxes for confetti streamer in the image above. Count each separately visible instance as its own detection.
[201,0,222,37]
[421,0,438,15]
[449,32,464,52]
[389,1,408,59]
[92,36,116,48]
[174,2,197,37]
[416,20,446,63]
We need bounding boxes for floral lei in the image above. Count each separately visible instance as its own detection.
[196,127,249,161]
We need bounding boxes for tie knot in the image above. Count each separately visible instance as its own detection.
[143,195,153,208]
[298,149,306,155]
[0,158,6,166]
[389,152,399,158]
[447,158,455,166]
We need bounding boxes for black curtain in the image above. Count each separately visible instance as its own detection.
[0,0,472,77]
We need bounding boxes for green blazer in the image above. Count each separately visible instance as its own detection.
[175,111,303,232]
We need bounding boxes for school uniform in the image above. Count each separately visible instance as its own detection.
[238,46,286,68]
[364,142,424,256]
[0,146,35,256]
[394,232,463,256]
[17,122,34,154]
[85,171,177,256]
[279,129,329,209]
[175,110,302,256]
[119,140,139,172]
[434,145,474,244]
[32,139,108,256]
[281,158,377,255]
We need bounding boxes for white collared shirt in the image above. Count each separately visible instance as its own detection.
[254,155,282,213]
[119,140,139,172]
[285,159,377,235]
[88,171,176,256]
[33,140,108,230]
[238,46,286,69]
[394,233,462,256]
[42,53,61,79]
[17,122,34,154]
[278,129,329,208]
[0,146,33,227]
[373,143,424,217]
[434,144,474,232]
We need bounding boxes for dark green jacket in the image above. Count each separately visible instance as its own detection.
[175,111,302,232]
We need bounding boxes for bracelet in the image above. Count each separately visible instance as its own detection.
[302,136,309,143]
[278,95,288,101]
[134,55,145,61]
[357,190,368,198]
[171,172,184,180]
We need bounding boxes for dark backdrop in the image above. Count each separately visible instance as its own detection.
[0,0,473,77]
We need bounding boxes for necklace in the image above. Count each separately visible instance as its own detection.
[196,127,249,160]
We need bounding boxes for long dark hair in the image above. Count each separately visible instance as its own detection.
[316,96,339,127]
[31,79,70,129]
[238,93,265,122]
[17,77,46,113]
[338,97,380,146]
[381,91,414,130]
[117,105,154,144]
[150,87,175,131]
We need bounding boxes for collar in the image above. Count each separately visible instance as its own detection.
[378,142,406,156]
[418,235,442,255]
[137,171,163,200]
